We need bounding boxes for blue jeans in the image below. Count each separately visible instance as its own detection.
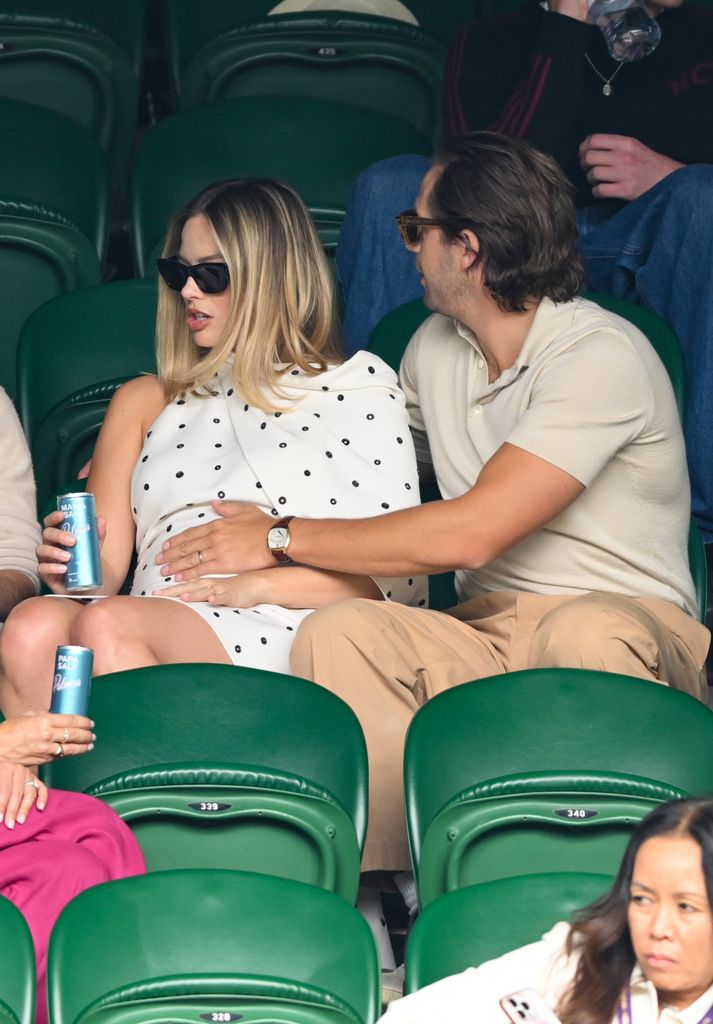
[337,158,713,541]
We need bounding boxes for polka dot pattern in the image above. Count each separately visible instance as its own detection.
[129,351,428,671]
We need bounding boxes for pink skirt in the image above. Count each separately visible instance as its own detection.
[0,789,146,1024]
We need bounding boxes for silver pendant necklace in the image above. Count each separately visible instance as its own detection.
[585,51,625,96]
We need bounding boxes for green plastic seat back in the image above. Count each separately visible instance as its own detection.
[48,870,380,1024]
[0,12,139,183]
[29,377,129,514]
[43,664,367,901]
[9,1,148,75]
[131,95,432,275]
[405,669,713,905]
[405,872,612,992]
[0,894,35,1024]
[0,200,101,398]
[368,296,707,620]
[17,279,157,441]
[0,97,108,257]
[165,0,475,88]
[177,14,445,144]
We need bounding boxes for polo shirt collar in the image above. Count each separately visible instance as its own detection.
[452,297,568,388]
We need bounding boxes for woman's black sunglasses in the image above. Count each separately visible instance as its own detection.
[156,258,230,294]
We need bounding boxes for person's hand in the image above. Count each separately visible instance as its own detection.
[579,134,684,201]
[547,0,589,22]
[37,510,107,595]
[0,764,48,828]
[157,501,275,581]
[0,713,95,766]
[155,571,272,607]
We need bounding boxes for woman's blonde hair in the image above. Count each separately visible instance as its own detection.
[156,178,341,411]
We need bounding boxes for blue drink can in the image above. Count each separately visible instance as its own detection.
[56,492,102,591]
[50,645,93,715]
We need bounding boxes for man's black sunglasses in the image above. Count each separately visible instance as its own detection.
[156,258,230,294]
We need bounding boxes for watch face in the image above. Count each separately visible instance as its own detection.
[268,526,289,550]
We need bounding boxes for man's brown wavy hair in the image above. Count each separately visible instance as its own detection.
[430,131,586,312]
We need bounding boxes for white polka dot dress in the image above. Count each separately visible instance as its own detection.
[130,352,427,672]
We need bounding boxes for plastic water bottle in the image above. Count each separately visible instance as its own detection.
[588,0,661,62]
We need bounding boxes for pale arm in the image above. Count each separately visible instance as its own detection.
[38,376,166,595]
[0,713,95,828]
[157,566,382,607]
[157,443,584,581]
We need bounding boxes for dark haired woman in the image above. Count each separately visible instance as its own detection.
[383,798,713,1024]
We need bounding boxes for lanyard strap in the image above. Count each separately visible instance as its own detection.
[618,988,713,1024]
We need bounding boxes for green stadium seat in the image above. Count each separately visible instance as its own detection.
[48,870,380,1024]
[15,278,157,481]
[164,0,475,93]
[130,95,432,274]
[0,97,108,258]
[0,199,101,398]
[0,894,35,1024]
[0,5,141,183]
[405,872,612,992]
[404,668,713,907]
[176,13,445,144]
[43,663,367,902]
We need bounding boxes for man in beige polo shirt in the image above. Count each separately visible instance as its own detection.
[158,132,710,872]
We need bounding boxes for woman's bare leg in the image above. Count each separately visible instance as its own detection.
[0,598,84,715]
[69,596,232,675]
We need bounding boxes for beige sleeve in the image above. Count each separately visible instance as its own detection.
[506,330,652,486]
[0,389,41,589]
[399,329,432,466]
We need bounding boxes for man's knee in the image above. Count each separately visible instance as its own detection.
[662,164,713,213]
[529,594,657,677]
[290,599,386,679]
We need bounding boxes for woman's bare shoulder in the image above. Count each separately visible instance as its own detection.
[114,374,165,412]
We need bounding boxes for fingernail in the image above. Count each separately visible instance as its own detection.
[37,803,46,812]
[17,814,25,825]
[6,820,14,830]
[88,743,95,751]
[175,572,183,582]
[90,720,95,727]
[91,733,97,741]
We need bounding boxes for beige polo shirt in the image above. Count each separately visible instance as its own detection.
[400,296,698,616]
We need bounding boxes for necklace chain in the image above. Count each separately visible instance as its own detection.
[585,51,626,96]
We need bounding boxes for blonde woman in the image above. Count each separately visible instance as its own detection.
[0,178,424,715]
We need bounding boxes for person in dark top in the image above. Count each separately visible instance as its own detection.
[336,0,713,543]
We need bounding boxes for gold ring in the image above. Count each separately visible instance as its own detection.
[24,778,39,789]
[63,727,70,743]
[56,742,64,758]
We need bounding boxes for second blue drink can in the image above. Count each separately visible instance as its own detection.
[56,492,102,591]
[50,645,93,716]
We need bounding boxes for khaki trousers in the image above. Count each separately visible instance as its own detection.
[289,591,710,871]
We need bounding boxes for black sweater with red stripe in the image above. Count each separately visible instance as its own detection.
[443,3,713,206]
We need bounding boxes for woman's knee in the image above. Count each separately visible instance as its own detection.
[69,598,131,653]
[0,597,74,671]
